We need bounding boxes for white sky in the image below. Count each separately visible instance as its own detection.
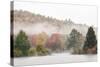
[14,1,98,27]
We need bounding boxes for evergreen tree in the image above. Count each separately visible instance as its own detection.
[68,29,83,48]
[14,30,31,57]
[67,29,84,54]
[83,26,97,54]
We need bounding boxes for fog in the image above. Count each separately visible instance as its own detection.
[14,22,67,36]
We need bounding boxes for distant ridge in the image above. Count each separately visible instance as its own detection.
[12,10,97,36]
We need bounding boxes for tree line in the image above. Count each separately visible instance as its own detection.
[13,26,97,57]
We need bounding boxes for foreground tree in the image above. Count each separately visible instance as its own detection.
[83,26,97,54]
[14,30,31,57]
[67,29,84,54]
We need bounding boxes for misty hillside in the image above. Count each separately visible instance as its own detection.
[12,10,97,36]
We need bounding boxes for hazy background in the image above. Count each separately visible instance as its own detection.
[14,1,97,27]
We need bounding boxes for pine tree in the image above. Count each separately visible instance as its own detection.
[67,29,84,54]
[83,26,97,54]
[68,29,83,48]
[14,30,31,56]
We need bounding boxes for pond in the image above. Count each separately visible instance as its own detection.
[14,52,97,66]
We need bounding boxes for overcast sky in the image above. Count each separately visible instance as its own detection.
[14,1,97,27]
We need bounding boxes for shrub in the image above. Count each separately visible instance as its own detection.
[14,48,22,57]
[36,45,51,56]
[28,48,37,56]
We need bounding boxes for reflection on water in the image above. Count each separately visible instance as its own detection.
[14,52,97,66]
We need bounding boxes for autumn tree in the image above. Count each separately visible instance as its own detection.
[83,26,97,54]
[46,33,62,52]
[35,32,50,56]
[36,32,48,46]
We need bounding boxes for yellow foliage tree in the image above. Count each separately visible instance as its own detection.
[36,32,48,46]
